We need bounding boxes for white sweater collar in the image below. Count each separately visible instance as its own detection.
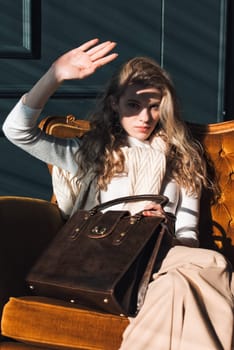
[127,136,151,148]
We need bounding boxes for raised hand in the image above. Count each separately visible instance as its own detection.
[52,38,118,82]
[24,38,118,109]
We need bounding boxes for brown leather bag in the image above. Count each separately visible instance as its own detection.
[26,195,175,316]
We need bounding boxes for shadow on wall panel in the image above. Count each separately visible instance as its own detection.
[0,138,52,200]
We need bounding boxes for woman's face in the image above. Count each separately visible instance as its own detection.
[116,83,162,141]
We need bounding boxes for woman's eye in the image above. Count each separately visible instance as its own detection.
[127,102,140,109]
[150,104,160,111]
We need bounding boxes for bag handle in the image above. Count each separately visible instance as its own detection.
[90,194,168,214]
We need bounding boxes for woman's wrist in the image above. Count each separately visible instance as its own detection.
[24,67,62,109]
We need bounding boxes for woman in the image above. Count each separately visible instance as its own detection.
[2,38,234,350]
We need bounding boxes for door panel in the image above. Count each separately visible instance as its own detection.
[163,0,227,122]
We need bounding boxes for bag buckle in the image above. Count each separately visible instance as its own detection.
[89,225,107,237]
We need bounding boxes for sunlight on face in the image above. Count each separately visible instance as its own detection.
[117,84,162,141]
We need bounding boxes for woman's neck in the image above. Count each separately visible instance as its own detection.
[127,136,150,147]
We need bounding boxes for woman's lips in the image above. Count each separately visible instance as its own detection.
[135,126,151,133]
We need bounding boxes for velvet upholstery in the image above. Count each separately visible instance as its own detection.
[0,343,48,350]
[189,122,234,265]
[0,117,233,350]
[2,297,128,350]
[0,197,64,317]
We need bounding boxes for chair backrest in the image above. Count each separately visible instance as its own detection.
[39,115,90,176]
[39,116,234,266]
[189,121,234,264]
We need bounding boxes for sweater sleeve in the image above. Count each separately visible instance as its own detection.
[2,96,81,175]
[162,180,200,248]
[174,187,200,247]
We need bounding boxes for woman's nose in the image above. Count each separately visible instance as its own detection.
[139,108,150,122]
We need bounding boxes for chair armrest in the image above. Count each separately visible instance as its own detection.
[0,196,64,317]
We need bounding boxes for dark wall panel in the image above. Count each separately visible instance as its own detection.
[0,0,41,58]
[163,0,227,123]
[0,0,228,199]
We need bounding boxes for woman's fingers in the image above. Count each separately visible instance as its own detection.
[86,40,115,56]
[53,39,118,81]
[72,39,117,68]
[93,52,118,68]
[143,210,165,217]
[87,41,118,68]
[142,202,166,217]
[77,38,100,52]
[77,39,117,64]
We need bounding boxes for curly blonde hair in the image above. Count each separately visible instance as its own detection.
[77,56,209,195]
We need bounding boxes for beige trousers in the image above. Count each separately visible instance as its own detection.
[119,246,234,350]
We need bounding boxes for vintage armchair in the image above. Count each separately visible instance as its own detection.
[0,116,233,350]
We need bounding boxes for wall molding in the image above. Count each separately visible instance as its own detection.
[0,85,100,99]
[0,0,41,59]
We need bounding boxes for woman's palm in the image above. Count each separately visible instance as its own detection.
[53,38,118,82]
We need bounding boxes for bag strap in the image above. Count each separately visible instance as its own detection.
[90,194,168,214]
[136,223,167,312]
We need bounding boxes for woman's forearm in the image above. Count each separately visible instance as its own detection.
[23,66,62,109]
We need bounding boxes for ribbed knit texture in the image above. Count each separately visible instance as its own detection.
[122,136,166,213]
[52,135,166,216]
